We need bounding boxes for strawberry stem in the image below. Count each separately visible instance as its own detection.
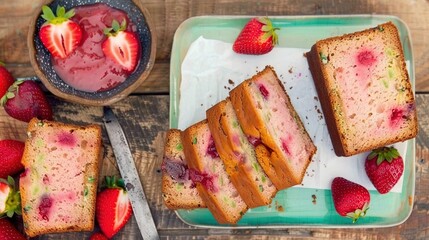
[104,176,126,190]
[41,5,75,24]
[0,176,21,218]
[103,20,127,36]
[346,202,369,223]
[367,146,401,165]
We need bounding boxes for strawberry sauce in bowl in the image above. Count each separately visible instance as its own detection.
[28,0,156,106]
[52,3,140,92]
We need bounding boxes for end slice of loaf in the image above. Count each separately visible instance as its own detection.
[306,22,418,156]
[20,118,102,237]
[162,129,206,209]
[181,120,248,224]
[206,98,277,208]
[229,66,317,190]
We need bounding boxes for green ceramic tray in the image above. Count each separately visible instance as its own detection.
[169,15,415,228]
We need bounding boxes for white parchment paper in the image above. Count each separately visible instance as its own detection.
[178,36,407,193]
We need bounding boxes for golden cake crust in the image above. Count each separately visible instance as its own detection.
[162,129,206,209]
[20,118,102,237]
[206,99,277,208]
[307,22,418,156]
[229,66,316,190]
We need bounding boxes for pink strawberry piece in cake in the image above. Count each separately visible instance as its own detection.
[230,66,317,190]
[307,22,418,156]
[207,98,277,208]
[161,129,206,209]
[20,118,101,237]
[181,120,248,224]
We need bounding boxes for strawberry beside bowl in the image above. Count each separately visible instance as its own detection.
[27,0,156,106]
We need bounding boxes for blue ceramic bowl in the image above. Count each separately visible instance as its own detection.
[28,0,156,106]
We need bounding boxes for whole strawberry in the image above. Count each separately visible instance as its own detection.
[0,62,14,99]
[0,176,21,218]
[0,140,25,178]
[331,177,370,223]
[96,176,132,238]
[365,146,404,194]
[39,5,82,58]
[0,80,53,122]
[0,218,26,240]
[102,20,140,72]
[233,17,279,55]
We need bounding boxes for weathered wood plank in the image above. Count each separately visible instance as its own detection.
[1,94,427,239]
[0,0,427,93]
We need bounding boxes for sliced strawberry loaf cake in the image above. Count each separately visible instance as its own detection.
[20,118,102,237]
[162,129,206,209]
[229,66,317,190]
[306,22,418,156]
[206,98,277,208]
[181,120,248,224]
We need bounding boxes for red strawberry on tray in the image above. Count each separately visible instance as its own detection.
[233,17,279,55]
[0,80,53,122]
[0,140,25,179]
[102,20,140,72]
[39,5,82,58]
[331,177,370,223]
[365,146,404,194]
[96,176,132,238]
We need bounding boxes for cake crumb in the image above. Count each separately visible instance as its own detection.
[288,67,293,73]
[312,194,317,205]
[228,79,235,85]
[275,201,284,212]
[314,96,319,101]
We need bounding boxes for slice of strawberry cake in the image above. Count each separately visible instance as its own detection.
[306,22,418,156]
[162,129,206,209]
[206,98,277,208]
[20,118,102,237]
[181,120,248,224]
[229,66,317,190]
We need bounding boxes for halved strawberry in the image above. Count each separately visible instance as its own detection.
[96,176,132,238]
[102,20,139,72]
[39,5,82,58]
[0,176,21,218]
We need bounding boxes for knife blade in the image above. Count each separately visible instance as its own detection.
[103,106,159,240]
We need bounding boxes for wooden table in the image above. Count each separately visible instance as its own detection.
[0,0,428,239]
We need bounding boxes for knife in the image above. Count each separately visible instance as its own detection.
[103,106,160,240]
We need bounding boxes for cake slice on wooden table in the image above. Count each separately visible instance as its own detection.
[306,22,418,156]
[206,98,277,208]
[181,120,248,224]
[20,118,102,237]
[162,129,206,209]
[229,66,317,190]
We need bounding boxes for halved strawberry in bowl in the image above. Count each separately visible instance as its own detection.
[39,5,82,58]
[102,20,140,72]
